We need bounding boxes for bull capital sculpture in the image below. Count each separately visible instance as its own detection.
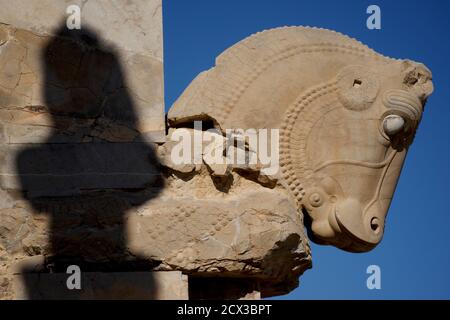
[168,26,433,253]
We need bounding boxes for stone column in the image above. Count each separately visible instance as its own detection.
[0,0,167,299]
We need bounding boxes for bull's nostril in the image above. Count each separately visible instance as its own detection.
[370,217,380,233]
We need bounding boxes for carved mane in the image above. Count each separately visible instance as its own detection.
[169,26,394,125]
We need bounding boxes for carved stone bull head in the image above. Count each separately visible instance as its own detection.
[168,26,433,253]
[302,62,432,251]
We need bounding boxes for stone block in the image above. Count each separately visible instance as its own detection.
[0,0,165,143]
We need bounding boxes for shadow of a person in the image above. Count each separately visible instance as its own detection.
[15,25,164,299]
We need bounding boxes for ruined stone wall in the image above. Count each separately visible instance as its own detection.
[0,0,165,299]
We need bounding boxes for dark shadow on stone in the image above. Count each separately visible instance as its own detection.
[188,277,260,300]
[15,24,164,299]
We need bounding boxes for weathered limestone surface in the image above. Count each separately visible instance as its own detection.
[0,0,165,142]
[0,21,433,300]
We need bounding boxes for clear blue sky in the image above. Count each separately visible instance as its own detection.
[162,0,450,299]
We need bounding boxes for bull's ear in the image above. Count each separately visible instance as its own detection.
[401,60,434,103]
[336,65,380,111]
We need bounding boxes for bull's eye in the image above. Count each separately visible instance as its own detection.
[382,114,405,136]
